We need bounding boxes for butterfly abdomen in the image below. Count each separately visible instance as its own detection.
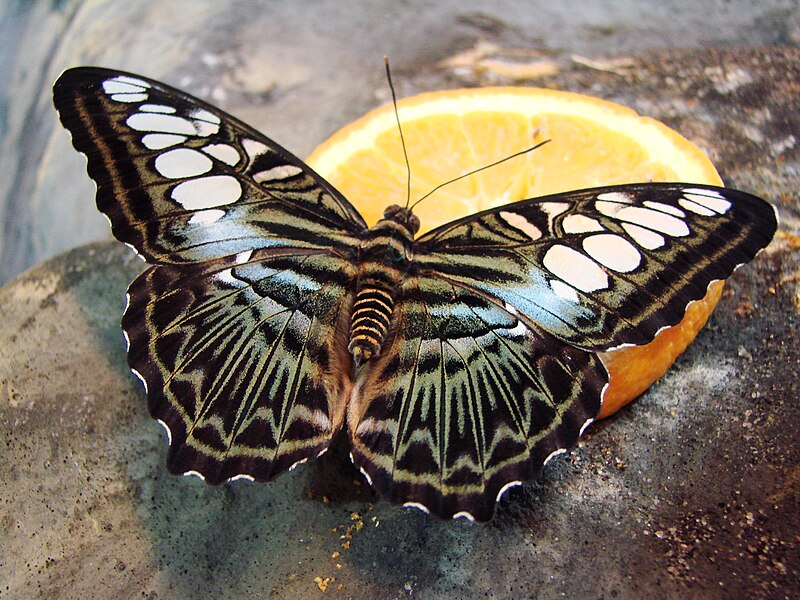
[349,283,395,364]
[348,205,419,365]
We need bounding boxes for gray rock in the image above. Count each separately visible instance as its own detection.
[1,2,799,598]
[1,221,797,597]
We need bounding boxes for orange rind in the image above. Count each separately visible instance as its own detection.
[307,87,725,417]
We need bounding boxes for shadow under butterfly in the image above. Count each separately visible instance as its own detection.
[52,66,777,522]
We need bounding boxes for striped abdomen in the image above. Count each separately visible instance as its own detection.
[348,204,419,366]
[348,284,395,365]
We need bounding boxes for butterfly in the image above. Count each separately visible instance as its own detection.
[53,67,777,522]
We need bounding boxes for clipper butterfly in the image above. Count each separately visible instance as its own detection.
[53,67,777,521]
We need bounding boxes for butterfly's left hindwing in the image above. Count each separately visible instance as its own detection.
[124,248,357,483]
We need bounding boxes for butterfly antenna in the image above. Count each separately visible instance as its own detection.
[385,56,413,209]
[409,139,551,211]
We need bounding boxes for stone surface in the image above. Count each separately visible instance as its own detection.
[1,230,797,599]
[1,2,799,599]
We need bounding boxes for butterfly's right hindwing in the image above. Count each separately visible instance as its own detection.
[348,274,605,521]
[53,67,366,264]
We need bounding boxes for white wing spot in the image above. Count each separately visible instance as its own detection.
[110,93,148,103]
[288,457,308,472]
[127,113,196,135]
[507,320,528,337]
[583,233,641,272]
[188,209,225,225]
[643,200,685,217]
[682,192,732,215]
[191,108,221,124]
[539,201,570,219]
[357,465,374,486]
[155,148,213,179]
[543,244,609,292]
[598,204,690,237]
[172,175,242,209]
[235,250,253,264]
[683,187,725,199]
[562,214,604,234]
[103,79,147,94]
[496,480,523,503]
[403,502,431,515]
[191,119,220,137]
[253,164,303,183]
[141,133,187,150]
[499,211,542,240]
[202,143,240,166]
[622,223,665,249]
[243,138,270,159]
[214,268,238,286]
[550,279,580,303]
[679,198,716,216]
[544,448,567,465]
[109,75,151,88]
[452,511,477,522]
[596,191,633,202]
[139,104,176,114]
[131,367,148,393]
[596,200,623,216]
[157,419,172,445]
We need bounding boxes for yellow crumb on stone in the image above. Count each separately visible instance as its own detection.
[314,576,334,592]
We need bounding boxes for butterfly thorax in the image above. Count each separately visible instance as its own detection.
[348,205,420,366]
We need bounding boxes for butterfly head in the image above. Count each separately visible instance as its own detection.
[382,204,420,236]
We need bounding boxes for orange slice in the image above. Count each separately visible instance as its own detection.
[306,87,725,418]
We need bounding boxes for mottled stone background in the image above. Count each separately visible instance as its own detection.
[1,1,798,599]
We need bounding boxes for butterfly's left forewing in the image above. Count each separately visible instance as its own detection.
[53,67,366,264]
[54,67,366,483]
